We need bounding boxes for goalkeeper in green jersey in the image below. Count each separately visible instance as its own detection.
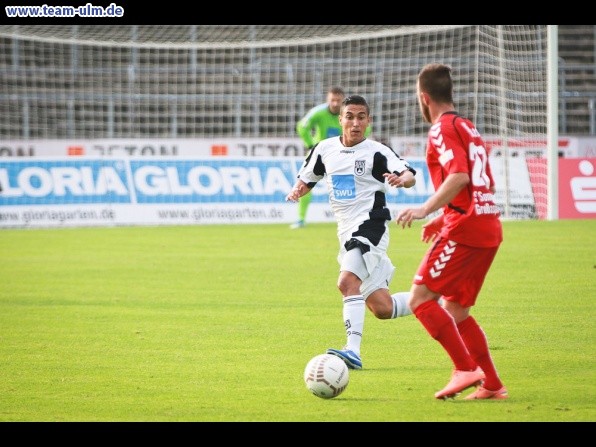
[291,86,371,229]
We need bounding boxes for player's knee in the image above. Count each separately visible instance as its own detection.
[409,294,427,313]
[366,293,393,319]
[408,285,440,313]
[370,305,392,319]
[337,272,361,296]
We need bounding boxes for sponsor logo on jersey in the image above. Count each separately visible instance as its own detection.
[331,174,356,200]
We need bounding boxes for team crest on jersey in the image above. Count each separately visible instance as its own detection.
[354,160,366,176]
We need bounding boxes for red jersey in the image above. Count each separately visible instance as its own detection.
[426,111,503,247]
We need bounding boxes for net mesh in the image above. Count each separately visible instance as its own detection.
[0,25,550,141]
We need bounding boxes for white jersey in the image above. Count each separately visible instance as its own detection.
[297,136,415,238]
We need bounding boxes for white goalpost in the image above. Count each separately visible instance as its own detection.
[547,25,559,221]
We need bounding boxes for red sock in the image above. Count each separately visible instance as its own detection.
[457,316,503,390]
[414,300,476,371]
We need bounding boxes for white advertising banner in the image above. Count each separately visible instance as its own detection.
[2,136,595,159]
[0,138,306,158]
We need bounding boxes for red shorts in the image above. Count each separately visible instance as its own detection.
[413,237,499,308]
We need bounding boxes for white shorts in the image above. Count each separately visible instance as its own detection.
[339,245,395,299]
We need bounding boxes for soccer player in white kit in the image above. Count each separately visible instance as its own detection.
[286,95,417,369]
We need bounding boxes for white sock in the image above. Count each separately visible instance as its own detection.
[343,295,365,356]
[391,292,413,318]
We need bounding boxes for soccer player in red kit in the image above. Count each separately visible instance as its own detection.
[393,63,507,400]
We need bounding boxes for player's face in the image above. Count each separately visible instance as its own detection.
[327,93,344,115]
[417,81,432,124]
[340,104,370,146]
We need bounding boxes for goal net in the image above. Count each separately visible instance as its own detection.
[0,25,550,220]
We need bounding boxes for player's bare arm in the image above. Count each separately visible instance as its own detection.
[396,172,469,228]
[285,179,311,202]
[383,170,416,188]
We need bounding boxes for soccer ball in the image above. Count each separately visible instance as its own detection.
[303,353,349,399]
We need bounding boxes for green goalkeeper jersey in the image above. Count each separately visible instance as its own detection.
[296,103,372,149]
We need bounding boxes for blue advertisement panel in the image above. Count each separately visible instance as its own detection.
[0,157,430,228]
[129,159,297,204]
[0,159,132,205]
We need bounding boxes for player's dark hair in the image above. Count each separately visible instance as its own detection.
[341,95,370,115]
[418,63,454,104]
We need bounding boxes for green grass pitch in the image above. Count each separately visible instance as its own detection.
[0,219,594,422]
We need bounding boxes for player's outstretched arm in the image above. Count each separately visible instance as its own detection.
[383,170,416,189]
[396,173,468,228]
[296,118,315,149]
[285,180,311,203]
